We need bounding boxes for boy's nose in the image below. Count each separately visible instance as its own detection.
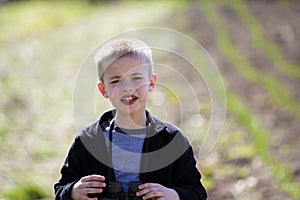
[123,87,133,93]
[122,82,134,93]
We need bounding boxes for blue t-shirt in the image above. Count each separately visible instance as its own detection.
[104,126,146,191]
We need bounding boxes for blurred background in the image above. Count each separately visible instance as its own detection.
[0,0,299,199]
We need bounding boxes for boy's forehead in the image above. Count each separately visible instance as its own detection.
[102,55,150,77]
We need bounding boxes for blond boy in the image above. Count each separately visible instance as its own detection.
[54,38,207,200]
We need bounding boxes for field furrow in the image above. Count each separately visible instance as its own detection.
[185,0,300,199]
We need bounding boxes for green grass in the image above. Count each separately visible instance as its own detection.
[224,0,300,79]
[0,1,96,44]
[4,182,48,200]
[198,0,300,198]
[0,1,183,199]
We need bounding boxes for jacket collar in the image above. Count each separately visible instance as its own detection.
[98,109,167,153]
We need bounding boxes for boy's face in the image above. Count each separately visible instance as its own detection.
[98,55,157,115]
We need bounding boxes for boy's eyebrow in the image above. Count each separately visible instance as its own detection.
[131,72,144,76]
[108,75,122,80]
[109,72,144,79]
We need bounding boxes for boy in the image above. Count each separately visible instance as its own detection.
[54,38,207,200]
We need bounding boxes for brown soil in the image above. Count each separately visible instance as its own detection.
[185,1,300,199]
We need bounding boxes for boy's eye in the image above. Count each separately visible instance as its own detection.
[133,77,143,80]
[110,80,120,84]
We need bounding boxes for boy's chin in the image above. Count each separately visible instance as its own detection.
[116,106,145,115]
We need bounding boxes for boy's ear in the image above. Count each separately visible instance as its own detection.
[149,73,158,92]
[97,82,109,98]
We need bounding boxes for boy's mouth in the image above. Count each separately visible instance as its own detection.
[120,95,138,105]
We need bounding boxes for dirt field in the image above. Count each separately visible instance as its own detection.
[184,1,300,199]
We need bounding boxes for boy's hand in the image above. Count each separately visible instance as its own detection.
[136,183,180,200]
[71,175,106,200]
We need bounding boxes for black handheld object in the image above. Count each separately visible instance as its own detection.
[109,181,143,200]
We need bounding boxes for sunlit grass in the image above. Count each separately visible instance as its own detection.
[0,0,182,199]
[4,182,48,200]
[0,0,96,44]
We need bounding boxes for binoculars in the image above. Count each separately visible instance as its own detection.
[108,181,143,200]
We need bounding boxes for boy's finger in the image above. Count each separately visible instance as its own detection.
[136,187,150,197]
[142,191,163,199]
[138,183,157,189]
[82,175,105,182]
[83,187,103,194]
[84,181,106,188]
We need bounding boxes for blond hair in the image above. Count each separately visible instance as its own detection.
[94,38,153,82]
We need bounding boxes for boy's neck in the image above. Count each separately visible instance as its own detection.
[115,111,147,130]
